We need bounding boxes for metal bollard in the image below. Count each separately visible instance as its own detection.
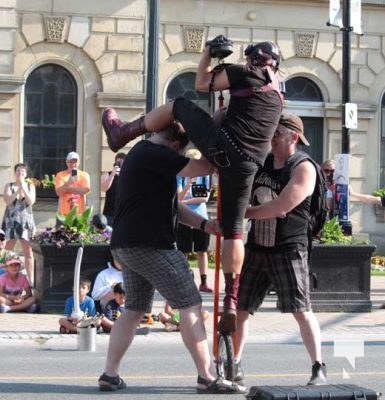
[77,326,97,351]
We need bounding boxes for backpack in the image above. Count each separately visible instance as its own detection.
[265,151,328,238]
[280,151,328,238]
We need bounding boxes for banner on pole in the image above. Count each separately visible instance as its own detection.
[334,154,350,222]
[351,0,362,35]
[329,0,343,29]
[328,0,362,35]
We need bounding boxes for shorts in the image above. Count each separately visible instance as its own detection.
[237,247,312,314]
[111,246,202,312]
[173,97,259,238]
[176,223,210,253]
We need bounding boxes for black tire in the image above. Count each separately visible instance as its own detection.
[216,332,234,381]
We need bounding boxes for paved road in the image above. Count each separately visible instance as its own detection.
[0,334,384,400]
[0,274,384,399]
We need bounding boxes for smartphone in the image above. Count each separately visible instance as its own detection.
[326,171,334,185]
[71,169,78,177]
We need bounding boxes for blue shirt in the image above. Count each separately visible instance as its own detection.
[177,175,209,219]
[104,298,124,322]
[63,295,96,317]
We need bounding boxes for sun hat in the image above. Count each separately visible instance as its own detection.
[5,251,21,266]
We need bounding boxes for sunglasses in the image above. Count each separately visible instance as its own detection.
[323,169,335,173]
[273,127,293,138]
[0,236,5,241]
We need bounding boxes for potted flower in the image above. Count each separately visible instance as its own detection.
[309,217,376,312]
[27,174,57,198]
[32,207,111,312]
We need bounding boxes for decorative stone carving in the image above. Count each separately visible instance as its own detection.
[184,27,204,53]
[295,32,315,58]
[44,16,69,43]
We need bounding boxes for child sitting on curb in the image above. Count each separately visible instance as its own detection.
[0,251,38,313]
[59,277,100,334]
[101,282,125,333]
[159,301,210,332]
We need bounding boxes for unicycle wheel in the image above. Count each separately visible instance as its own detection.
[216,332,234,381]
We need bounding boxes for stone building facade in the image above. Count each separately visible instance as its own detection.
[1,0,385,249]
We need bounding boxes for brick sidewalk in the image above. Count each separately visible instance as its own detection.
[1,273,385,341]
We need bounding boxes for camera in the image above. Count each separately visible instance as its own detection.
[206,35,234,59]
[326,171,334,185]
[191,184,208,198]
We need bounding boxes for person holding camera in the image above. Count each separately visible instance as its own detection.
[321,159,336,219]
[101,36,283,332]
[101,152,126,226]
[55,151,91,220]
[177,149,213,293]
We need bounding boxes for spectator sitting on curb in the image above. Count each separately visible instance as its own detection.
[101,282,125,333]
[91,259,154,326]
[0,251,38,313]
[59,277,99,334]
[91,258,122,311]
[92,213,113,239]
[159,300,209,332]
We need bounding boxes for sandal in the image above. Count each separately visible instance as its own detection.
[98,373,127,392]
[196,375,247,394]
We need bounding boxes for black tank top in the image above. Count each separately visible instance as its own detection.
[246,155,311,252]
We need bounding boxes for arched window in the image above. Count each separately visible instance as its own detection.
[166,71,210,113]
[285,77,323,102]
[284,77,324,163]
[24,64,77,181]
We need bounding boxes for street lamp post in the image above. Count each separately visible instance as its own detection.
[339,0,353,235]
[146,0,159,113]
[342,0,352,154]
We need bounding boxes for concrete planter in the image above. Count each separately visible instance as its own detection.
[310,243,376,312]
[32,242,111,312]
[35,187,58,199]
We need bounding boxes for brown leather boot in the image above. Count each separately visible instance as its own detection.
[218,273,240,333]
[102,108,147,152]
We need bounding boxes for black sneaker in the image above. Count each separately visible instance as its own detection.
[98,373,127,391]
[233,361,245,386]
[307,362,327,385]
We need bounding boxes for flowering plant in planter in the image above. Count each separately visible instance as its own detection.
[373,186,385,197]
[316,216,352,244]
[35,206,110,248]
[26,174,56,189]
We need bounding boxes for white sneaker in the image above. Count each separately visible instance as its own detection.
[0,303,10,313]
